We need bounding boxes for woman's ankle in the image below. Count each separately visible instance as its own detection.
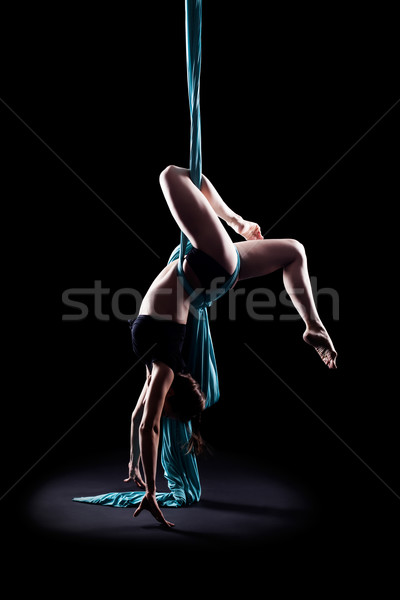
[305,319,325,333]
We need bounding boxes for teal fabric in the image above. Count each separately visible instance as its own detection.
[185,0,202,190]
[73,419,201,508]
[73,0,238,509]
[72,244,240,508]
[180,0,202,294]
[169,241,240,408]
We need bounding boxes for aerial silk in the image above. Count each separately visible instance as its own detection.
[73,0,240,509]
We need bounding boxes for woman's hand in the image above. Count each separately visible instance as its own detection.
[133,492,175,528]
[231,217,263,241]
[124,461,146,489]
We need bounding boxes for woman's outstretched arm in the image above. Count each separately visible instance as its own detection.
[133,362,175,527]
[124,369,150,488]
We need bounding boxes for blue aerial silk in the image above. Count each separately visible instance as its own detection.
[73,0,240,509]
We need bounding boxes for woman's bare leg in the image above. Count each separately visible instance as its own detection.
[159,165,237,273]
[236,239,337,368]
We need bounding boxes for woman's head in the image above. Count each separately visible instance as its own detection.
[164,372,206,455]
[167,372,205,420]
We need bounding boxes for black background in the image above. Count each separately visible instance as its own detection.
[1,1,399,578]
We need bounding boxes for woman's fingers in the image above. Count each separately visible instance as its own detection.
[252,224,263,239]
[163,520,175,528]
[155,512,175,528]
[134,495,149,517]
[133,495,175,527]
[124,474,145,487]
[148,497,175,527]
[133,500,145,517]
[243,222,263,240]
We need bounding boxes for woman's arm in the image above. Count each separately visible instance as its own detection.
[124,371,150,487]
[133,362,175,527]
[200,174,263,240]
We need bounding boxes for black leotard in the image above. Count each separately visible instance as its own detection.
[129,315,186,374]
[129,249,233,374]
[185,246,231,290]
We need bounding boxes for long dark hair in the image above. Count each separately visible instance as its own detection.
[168,372,207,455]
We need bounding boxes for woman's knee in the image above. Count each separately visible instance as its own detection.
[287,238,306,261]
[159,165,185,188]
[159,164,175,186]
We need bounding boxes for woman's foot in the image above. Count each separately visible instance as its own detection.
[303,323,337,369]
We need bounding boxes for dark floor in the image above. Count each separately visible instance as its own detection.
[2,446,399,590]
[19,451,314,551]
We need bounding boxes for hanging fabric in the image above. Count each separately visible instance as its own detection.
[73,0,239,510]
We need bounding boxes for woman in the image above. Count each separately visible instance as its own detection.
[125,165,337,527]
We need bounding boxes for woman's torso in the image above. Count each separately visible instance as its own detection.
[138,259,202,323]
